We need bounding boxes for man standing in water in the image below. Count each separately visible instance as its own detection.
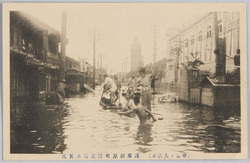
[138,67,154,111]
[130,75,137,93]
[56,79,67,104]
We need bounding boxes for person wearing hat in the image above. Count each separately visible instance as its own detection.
[234,49,240,66]
[56,79,67,104]
[138,66,155,111]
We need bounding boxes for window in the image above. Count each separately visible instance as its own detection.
[48,35,57,54]
[198,31,202,42]
[207,25,212,38]
[169,65,174,70]
[12,69,30,97]
[218,19,222,33]
[192,71,198,77]
[39,74,46,92]
[185,39,188,47]
[191,35,195,45]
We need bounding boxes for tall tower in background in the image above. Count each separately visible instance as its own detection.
[131,37,143,71]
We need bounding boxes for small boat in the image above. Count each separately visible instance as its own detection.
[99,97,122,110]
[103,105,123,110]
[121,87,141,96]
[158,96,178,103]
[152,91,164,95]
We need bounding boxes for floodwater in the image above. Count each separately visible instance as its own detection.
[11,87,241,154]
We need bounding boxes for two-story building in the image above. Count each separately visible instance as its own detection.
[168,12,240,108]
[10,11,61,110]
[65,56,81,94]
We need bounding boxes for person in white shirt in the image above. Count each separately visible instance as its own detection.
[138,67,154,111]
[129,76,138,92]
[103,74,117,105]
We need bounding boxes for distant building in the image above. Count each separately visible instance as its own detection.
[131,37,143,71]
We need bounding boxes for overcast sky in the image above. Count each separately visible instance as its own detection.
[11,3,240,74]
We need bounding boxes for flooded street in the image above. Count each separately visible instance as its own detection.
[11,87,241,154]
[6,6,246,161]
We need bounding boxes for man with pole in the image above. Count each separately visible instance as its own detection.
[138,67,154,111]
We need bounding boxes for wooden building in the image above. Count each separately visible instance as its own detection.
[65,56,81,94]
[10,11,61,109]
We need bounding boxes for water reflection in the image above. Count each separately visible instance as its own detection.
[174,105,240,153]
[11,89,241,154]
[11,102,67,153]
[134,123,153,153]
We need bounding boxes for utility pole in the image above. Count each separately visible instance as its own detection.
[122,62,124,72]
[125,57,127,73]
[152,25,158,64]
[97,62,99,69]
[78,53,81,72]
[93,29,96,90]
[59,11,67,81]
[100,53,103,68]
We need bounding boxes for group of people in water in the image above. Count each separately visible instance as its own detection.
[100,66,160,123]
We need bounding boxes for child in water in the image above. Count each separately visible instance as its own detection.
[119,93,157,123]
[121,93,136,111]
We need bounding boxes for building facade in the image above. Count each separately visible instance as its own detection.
[168,12,240,107]
[65,56,81,94]
[131,37,143,71]
[10,11,61,110]
[169,12,240,80]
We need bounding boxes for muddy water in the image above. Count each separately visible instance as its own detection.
[11,87,240,154]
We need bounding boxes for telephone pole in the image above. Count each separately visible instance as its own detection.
[152,25,158,64]
[59,11,67,81]
[100,53,103,68]
[93,29,96,90]
[125,57,127,73]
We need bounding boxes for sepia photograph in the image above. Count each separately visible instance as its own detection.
[2,2,248,160]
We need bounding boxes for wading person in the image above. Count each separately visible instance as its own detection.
[113,75,121,103]
[138,67,154,111]
[122,93,136,112]
[130,75,137,93]
[118,104,157,124]
[56,79,67,104]
[103,74,117,105]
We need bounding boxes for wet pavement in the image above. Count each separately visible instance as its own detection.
[11,87,241,154]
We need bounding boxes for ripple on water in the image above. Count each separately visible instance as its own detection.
[11,88,239,154]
